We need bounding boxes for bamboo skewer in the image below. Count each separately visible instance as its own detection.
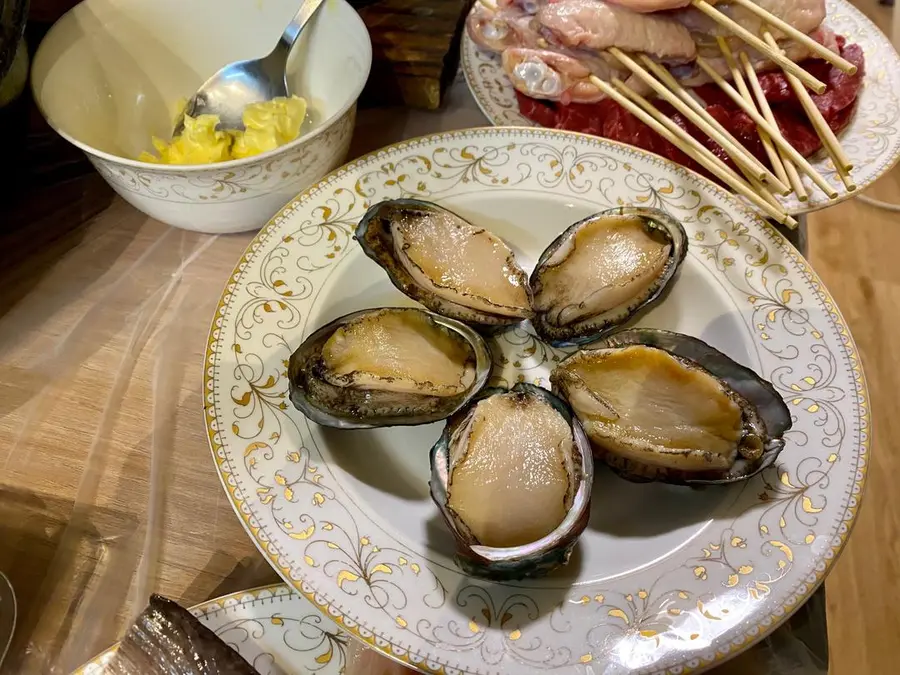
[629,55,785,203]
[730,0,857,74]
[691,0,826,94]
[714,38,788,190]
[744,78,793,189]
[634,54,790,196]
[828,153,856,192]
[609,77,787,221]
[587,74,795,226]
[478,0,849,207]
[761,30,856,190]
[610,77,793,226]
[695,57,838,198]
[781,150,810,200]
[751,178,784,210]
[608,48,787,192]
[738,50,809,201]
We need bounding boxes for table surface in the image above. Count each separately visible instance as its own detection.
[0,74,828,675]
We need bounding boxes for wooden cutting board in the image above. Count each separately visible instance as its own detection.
[354,0,475,110]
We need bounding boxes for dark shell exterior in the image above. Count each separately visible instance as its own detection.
[429,383,594,580]
[288,307,492,429]
[552,328,792,486]
[530,206,688,347]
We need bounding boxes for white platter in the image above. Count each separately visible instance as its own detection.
[75,585,347,674]
[461,0,900,215]
[204,127,868,674]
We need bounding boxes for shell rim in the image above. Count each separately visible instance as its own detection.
[287,306,493,430]
[429,382,595,564]
[354,198,535,325]
[530,206,689,347]
[552,332,792,486]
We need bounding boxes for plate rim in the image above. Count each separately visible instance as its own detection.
[203,125,871,675]
[459,0,900,216]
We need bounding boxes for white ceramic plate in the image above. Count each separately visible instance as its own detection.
[461,0,900,215]
[205,127,868,674]
[75,585,347,674]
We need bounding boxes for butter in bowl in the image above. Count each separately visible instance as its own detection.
[29,0,372,233]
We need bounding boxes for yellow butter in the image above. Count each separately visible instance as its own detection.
[139,95,308,165]
[232,95,307,159]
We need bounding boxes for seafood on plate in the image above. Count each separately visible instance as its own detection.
[467,0,865,179]
[429,383,593,579]
[288,307,492,429]
[104,594,259,674]
[530,206,688,346]
[102,592,417,675]
[355,199,534,328]
[551,328,792,485]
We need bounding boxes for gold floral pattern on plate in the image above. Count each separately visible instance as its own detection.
[460,0,900,215]
[75,585,347,675]
[203,128,869,674]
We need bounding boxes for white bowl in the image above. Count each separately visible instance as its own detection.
[30,0,372,233]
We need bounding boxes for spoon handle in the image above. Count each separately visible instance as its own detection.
[279,0,329,53]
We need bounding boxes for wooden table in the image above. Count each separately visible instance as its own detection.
[0,73,831,675]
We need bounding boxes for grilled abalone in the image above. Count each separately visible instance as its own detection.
[530,207,688,346]
[355,199,534,327]
[551,328,791,485]
[288,308,492,429]
[430,383,593,579]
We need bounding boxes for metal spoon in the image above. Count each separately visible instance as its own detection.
[173,0,326,136]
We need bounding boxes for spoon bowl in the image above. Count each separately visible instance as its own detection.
[173,0,326,134]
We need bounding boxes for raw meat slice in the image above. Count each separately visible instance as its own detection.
[515,39,865,185]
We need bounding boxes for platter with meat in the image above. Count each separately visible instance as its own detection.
[462,0,900,215]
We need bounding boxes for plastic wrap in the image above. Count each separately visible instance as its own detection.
[0,70,828,675]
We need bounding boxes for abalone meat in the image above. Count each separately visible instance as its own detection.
[430,383,593,579]
[355,199,534,327]
[530,206,688,346]
[550,328,791,485]
[289,308,492,429]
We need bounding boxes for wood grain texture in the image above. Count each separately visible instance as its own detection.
[0,212,280,674]
[803,4,900,675]
[811,193,900,675]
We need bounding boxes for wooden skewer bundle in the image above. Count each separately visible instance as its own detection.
[474,0,856,220]
[738,50,809,201]
[691,0,827,93]
[587,74,797,226]
[607,48,786,192]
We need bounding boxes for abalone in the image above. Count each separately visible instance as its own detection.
[429,383,593,579]
[530,206,688,346]
[288,308,492,429]
[551,328,791,485]
[355,199,534,327]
